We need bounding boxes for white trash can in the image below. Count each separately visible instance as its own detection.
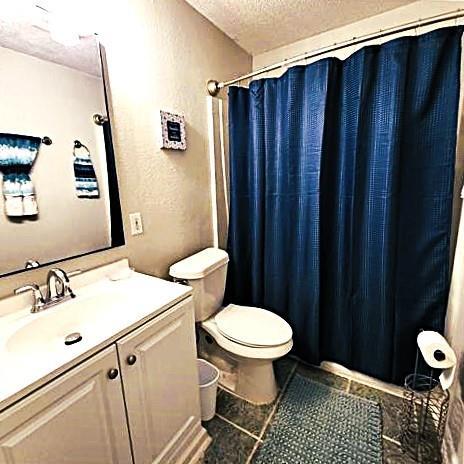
[198,358,220,421]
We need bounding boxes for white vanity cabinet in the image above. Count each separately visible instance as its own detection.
[0,296,207,464]
[117,297,203,464]
[0,345,132,464]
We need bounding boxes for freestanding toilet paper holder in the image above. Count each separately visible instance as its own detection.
[400,332,451,463]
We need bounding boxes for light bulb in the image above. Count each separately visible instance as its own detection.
[47,3,80,47]
[0,0,36,22]
[49,25,80,46]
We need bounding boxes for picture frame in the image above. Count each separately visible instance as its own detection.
[159,110,187,150]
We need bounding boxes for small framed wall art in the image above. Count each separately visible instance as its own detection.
[158,110,187,151]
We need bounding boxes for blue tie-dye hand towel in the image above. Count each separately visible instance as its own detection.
[73,142,99,198]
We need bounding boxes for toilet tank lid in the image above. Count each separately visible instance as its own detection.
[169,248,229,279]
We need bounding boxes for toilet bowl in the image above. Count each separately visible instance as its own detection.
[202,304,292,404]
[169,248,293,405]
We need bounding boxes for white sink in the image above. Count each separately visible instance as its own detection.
[0,259,192,411]
[5,294,121,360]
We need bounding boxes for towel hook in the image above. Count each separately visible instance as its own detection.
[42,136,52,145]
[73,140,90,156]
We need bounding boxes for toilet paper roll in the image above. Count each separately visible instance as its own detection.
[417,331,457,390]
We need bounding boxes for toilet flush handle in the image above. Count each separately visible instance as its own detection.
[172,277,189,286]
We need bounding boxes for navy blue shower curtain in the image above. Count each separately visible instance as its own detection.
[226,27,462,384]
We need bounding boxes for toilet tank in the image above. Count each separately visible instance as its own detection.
[169,248,229,322]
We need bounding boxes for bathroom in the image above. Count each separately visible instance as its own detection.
[0,0,463,463]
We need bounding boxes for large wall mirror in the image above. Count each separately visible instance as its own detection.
[0,6,124,277]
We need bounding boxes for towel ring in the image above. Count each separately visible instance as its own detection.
[73,140,90,157]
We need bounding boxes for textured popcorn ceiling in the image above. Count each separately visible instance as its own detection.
[0,19,101,77]
[185,0,418,54]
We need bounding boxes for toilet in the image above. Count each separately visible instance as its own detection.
[169,248,293,404]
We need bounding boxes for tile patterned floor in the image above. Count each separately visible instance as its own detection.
[200,357,437,464]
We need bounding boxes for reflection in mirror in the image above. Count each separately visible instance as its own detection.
[0,4,124,277]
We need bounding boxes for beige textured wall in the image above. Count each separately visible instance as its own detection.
[0,46,110,275]
[0,0,250,297]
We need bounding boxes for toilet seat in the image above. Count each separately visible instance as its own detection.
[215,304,293,348]
[201,317,293,360]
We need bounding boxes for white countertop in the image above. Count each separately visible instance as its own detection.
[0,260,192,412]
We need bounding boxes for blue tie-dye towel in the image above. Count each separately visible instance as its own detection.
[73,142,99,198]
[0,134,41,217]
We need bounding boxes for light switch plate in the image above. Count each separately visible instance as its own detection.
[129,212,143,235]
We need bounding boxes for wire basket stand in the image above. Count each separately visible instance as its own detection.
[400,349,450,463]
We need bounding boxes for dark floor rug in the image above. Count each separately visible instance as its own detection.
[254,374,383,463]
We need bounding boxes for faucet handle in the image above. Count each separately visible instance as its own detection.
[15,283,43,296]
[15,284,45,313]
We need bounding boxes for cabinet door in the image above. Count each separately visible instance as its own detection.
[0,346,132,464]
[117,297,201,464]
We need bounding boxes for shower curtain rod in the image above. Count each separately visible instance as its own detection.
[207,9,464,96]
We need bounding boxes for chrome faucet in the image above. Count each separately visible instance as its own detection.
[15,268,81,313]
[46,268,76,301]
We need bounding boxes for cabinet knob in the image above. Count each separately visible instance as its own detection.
[127,354,137,365]
[108,368,119,380]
